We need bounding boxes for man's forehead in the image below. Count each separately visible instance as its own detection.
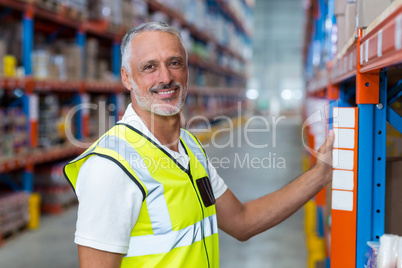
[131,31,182,49]
[130,31,186,63]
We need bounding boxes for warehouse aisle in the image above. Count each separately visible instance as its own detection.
[0,115,306,268]
[208,116,306,268]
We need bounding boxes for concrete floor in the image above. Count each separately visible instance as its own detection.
[0,116,306,268]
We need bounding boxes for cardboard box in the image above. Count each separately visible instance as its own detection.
[385,157,402,235]
[357,0,390,28]
[345,1,357,41]
[335,0,348,15]
[336,15,346,53]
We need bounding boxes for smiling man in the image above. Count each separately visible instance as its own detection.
[64,22,334,268]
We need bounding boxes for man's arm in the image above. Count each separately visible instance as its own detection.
[216,132,334,241]
[78,246,123,268]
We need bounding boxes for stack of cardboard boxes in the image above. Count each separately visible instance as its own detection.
[85,38,99,81]
[335,0,393,55]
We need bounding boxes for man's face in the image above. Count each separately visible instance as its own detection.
[127,31,188,116]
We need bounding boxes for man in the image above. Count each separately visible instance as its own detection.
[64,22,334,267]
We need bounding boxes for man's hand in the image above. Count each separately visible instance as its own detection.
[216,131,335,241]
[314,130,335,186]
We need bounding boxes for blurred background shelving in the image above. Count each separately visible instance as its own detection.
[0,0,252,243]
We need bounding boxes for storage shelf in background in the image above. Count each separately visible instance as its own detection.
[188,86,243,96]
[0,77,126,93]
[0,138,97,173]
[145,0,247,63]
[188,54,246,80]
[215,0,252,37]
[306,69,327,94]
[330,43,357,85]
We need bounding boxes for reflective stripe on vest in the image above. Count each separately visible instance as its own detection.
[180,129,210,178]
[96,134,173,235]
[125,214,218,257]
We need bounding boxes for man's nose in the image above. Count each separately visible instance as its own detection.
[159,65,173,85]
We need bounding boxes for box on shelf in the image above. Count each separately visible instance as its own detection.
[357,0,391,28]
[385,157,402,236]
[334,0,348,15]
[336,15,346,53]
[345,1,357,42]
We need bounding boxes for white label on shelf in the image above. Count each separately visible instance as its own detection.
[334,128,355,149]
[333,170,354,190]
[332,190,353,211]
[378,29,383,57]
[29,94,39,121]
[332,149,354,170]
[360,45,364,65]
[333,107,355,128]
[396,15,402,50]
[365,41,369,62]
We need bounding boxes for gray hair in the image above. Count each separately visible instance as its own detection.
[120,22,187,74]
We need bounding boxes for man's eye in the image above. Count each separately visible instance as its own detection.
[144,65,154,70]
[171,61,182,66]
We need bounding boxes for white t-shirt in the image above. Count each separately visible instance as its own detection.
[74,104,227,254]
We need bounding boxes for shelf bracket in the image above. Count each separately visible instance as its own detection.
[387,79,402,105]
[387,106,402,135]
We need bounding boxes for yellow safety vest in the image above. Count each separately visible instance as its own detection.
[64,123,219,268]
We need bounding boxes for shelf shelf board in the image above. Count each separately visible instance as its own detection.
[330,43,357,85]
[0,76,244,94]
[215,0,252,38]
[0,137,98,173]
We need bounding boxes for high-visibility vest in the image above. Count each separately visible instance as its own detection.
[64,123,219,268]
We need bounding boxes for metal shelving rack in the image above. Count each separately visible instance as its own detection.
[305,1,402,267]
[0,0,250,194]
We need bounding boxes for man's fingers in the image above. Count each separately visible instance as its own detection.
[326,130,335,150]
[317,130,335,154]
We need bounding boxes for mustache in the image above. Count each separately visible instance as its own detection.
[150,81,182,92]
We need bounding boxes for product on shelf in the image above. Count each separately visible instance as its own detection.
[0,107,28,158]
[38,94,61,148]
[89,95,114,137]
[357,0,391,29]
[0,192,30,237]
[34,162,76,211]
[87,0,123,26]
[62,44,83,80]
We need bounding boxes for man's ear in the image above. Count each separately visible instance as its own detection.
[121,67,132,91]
